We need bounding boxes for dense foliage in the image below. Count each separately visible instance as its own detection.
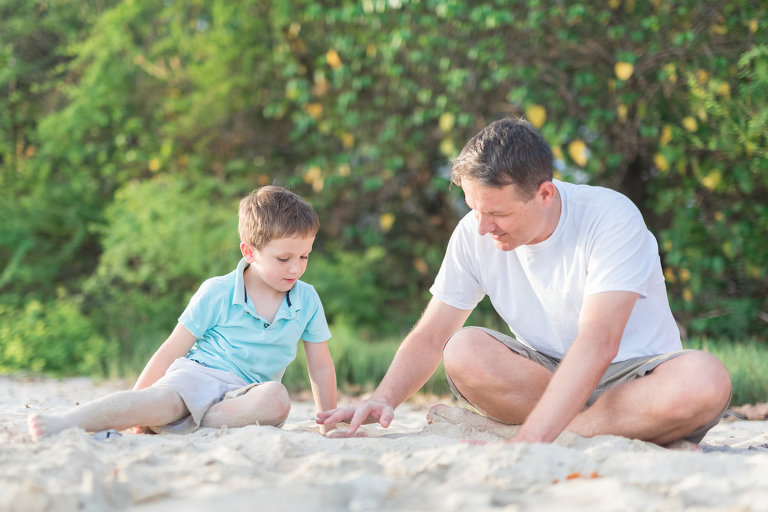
[1,0,766,378]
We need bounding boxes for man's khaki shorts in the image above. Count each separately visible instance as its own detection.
[444,327,730,443]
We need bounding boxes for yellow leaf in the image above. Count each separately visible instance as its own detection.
[257,174,270,185]
[722,240,734,258]
[366,44,377,58]
[341,132,355,149]
[552,146,563,160]
[710,24,727,35]
[304,165,322,183]
[526,104,547,128]
[326,49,342,70]
[679,268,691,283]
[311,177,324,192]
[567,140,588,167]
[616,104,628,122]
[337,163,351,177]
[681,117,698,132]
[749,19,758,33]
[439,112,455,132]
[682,288,693,302]
[148,158,161,172]
[614,62,634,81]
[413,258,429,275]
[717,82,731,99]
[664,268,676,283]
[305,103,323,120]
[700,170,722,191]
[713,211,724,222]
[653,153,669,173]
[663,239,673,252]
[696,69,709,84]
[660,125,672,146]
[664,63,677,83]
[379,213,395,232]
[440,138,456,156]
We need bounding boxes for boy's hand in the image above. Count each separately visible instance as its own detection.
[316,397,394,436]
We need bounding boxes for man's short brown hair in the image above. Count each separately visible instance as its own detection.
[238,186,319,250]
[451,117,554,199]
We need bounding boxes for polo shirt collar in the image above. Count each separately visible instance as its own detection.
[232,258,301,319]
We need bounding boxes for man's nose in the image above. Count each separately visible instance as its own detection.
[477,213,494,235]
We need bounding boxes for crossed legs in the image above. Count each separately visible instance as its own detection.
[442,327,732,444]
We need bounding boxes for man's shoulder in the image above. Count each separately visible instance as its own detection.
[559,181,640,219]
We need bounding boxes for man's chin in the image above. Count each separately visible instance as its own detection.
[493,240,516,251]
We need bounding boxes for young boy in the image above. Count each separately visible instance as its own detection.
[28,186,337,440]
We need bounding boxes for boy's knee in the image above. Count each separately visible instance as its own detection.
[259,381,291,424]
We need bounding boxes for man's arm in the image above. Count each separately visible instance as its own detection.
[304,340,338,433]
[512,290,639,443]
[132,323,198,390]
[317,298,472,435]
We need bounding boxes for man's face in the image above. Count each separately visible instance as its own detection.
[461,178,555,251]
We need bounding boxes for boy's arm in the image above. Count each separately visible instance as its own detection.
[303,340,337,434]
[133,323,199,390]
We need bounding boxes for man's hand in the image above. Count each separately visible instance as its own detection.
[316,397,395,436]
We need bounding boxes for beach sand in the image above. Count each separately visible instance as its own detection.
[2,375,767,512]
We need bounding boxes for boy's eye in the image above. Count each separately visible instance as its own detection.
[300,255,309,260]
[277,257,289,262]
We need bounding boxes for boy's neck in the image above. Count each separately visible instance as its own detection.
[242,265,287,323]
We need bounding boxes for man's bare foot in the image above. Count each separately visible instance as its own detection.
[426,404,520,439]
[27,413,77,441]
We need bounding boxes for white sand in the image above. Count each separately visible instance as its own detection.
[2,375,767,512]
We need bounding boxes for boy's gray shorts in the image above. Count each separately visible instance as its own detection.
[150,357,259,434]
[445,327,730,443]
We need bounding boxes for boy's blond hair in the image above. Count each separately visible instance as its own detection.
[238,186,319,250]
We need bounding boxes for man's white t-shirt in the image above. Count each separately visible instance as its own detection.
[429,179,682,363]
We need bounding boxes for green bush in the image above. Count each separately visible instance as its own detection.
[2,1,767,382]
[0,294,116,376]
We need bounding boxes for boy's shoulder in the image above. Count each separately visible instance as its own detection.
[194,267,239,301]
[288,280,327,312]
[290,279,321,301]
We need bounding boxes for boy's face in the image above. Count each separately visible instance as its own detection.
[242,234,315,292]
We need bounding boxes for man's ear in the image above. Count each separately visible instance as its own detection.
[537,181,557,206]
[240,241,256,262]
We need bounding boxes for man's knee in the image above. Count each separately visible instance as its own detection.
[657,351,732,417]
[443,327,484,375]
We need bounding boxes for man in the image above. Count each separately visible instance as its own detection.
[319,118,731,445]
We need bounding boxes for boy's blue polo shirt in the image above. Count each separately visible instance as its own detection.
[180,258,331,384]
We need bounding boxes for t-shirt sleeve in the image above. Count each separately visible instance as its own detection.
[301,288,332,343]
[178,279,222,339]
[584,197,660,298]
[429,216,486,310]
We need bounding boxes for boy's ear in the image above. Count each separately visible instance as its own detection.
[240,241,256,262]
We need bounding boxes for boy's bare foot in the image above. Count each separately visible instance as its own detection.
[27,413,77,441]
[426,403,520,439]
